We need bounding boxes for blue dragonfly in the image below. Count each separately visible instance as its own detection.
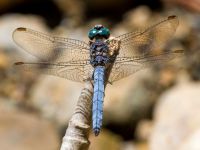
[13,15,183,136]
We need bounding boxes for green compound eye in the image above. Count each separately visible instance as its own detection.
[88,28,97,40]
[99,27,110,39]
[88,26,110,40]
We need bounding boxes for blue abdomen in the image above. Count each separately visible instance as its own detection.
[92,66,105,136]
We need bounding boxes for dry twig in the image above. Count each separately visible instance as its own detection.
[60,81,93,150]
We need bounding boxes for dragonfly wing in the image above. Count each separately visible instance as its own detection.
[14,60,94,82]
[117,16,179,58]
[13,27,90,62]
[109,50,184,82]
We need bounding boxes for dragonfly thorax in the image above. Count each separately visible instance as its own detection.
[90,40,112,67]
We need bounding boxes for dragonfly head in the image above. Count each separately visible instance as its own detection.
[88,25,110,40]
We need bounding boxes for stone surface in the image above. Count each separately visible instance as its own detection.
[0,98,59,150]
[150,78,200,150]
[30,76,83,126]
[136,120,153,141]
[179,129,200,150]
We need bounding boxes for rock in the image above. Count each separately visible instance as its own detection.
[123,6,152,29]
[179,129,200,150]
[0,98,59,150]
[136,120,153,141]
[30,76,83,126]
[150,77,200,150]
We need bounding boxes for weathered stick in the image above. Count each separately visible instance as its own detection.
[60,81,93,150]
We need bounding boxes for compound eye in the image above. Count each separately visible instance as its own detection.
[99,27,110,39]
[88,28,97,40]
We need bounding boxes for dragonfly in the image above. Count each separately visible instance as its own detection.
[13,15,183,136]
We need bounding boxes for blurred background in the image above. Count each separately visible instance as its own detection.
[0,0,200,150]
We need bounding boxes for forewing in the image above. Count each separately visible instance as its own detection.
[109,50,184,82]
[117,16,179,58]
[13,27,90,62]
[15,60,94,82]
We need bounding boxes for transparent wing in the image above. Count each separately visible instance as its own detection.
[109,50,184,82]
[13,27,93,82]
[13,27,90,62]
[14,60,94,82]
[109,16,181,82]
[116,16,179,58]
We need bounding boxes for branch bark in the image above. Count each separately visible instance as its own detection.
[60,81,93,150]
